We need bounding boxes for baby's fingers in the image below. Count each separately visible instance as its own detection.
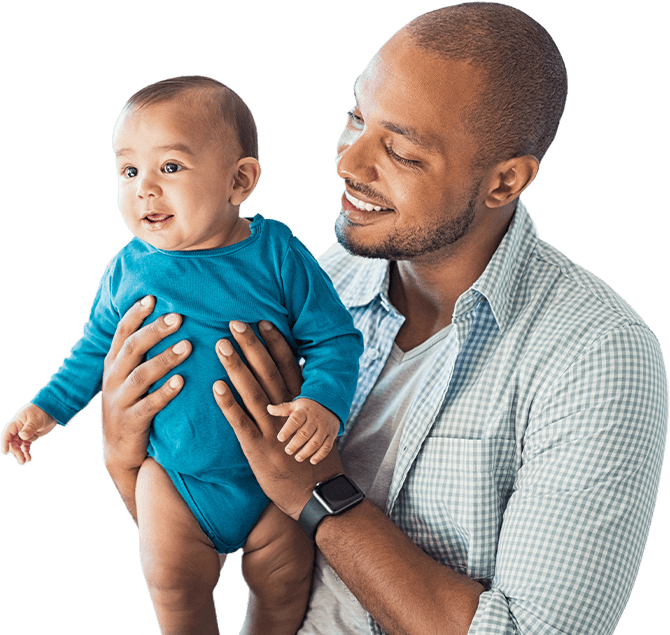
[295,432,333,464]
[304,436,335,465]
[5,434,31,465]
[267,402,293,419]
[271,405,305,442]
[2,423,23,460]
[283,419,317,456]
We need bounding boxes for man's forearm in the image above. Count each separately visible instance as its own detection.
[105,462,140,525]
[316,499,484,635]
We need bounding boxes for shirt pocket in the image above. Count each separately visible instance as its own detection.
[392,437,516,583]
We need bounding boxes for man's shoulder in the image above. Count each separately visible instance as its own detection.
[528,238,647,333]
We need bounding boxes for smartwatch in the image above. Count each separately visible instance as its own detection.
[298,474,365,541]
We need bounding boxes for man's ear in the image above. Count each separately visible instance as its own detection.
[230,157,261,206]
[483,155,539,209]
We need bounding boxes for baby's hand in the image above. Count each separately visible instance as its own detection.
[267,398,340,465]
[1,403,58,465]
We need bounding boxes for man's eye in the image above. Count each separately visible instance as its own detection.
[124,166,138,178]
[347,110,364,127]
[385,146,421,169]
[163,163,181,174]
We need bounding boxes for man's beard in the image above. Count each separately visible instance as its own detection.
[335,189,478,261]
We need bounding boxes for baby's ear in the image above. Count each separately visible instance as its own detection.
[230,157,261,206]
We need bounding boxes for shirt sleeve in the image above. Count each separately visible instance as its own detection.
[32,261,121,425]
[280,236,364,431]
[468,324,667,635]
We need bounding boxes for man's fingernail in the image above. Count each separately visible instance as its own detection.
[169,376,182,389]
[231,321,247,333]
[172,341,186,354]
[164,313,178,326]
[218,340,234,356]
[259,321,273,332]
[140,296,153,307]
[214,381,227,395]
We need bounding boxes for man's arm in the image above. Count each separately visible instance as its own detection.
[101,296,190,523]
[213,322,484,635]
[217,321,667,635]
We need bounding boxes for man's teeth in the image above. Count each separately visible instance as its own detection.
[345,190,390,212]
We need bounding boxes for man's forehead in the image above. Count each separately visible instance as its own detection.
[352,39,481,154]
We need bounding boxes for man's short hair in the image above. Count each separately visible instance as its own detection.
[125,75,259,160]
[405,2,567,167]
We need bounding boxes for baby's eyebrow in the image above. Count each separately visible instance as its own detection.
[114,143,195,157]
[156,143,195,155]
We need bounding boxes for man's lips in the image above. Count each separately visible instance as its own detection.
[343,190,392,212]
[340,190,393,225]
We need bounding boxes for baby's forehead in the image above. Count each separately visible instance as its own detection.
[115,97,240,158]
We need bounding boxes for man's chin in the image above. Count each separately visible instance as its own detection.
[334,216,384,260]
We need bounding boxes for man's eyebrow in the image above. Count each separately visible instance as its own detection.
[353,77,439,153]
[114,143,195,157]
[380,121,439,152]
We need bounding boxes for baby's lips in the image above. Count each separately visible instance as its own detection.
[145,212,172,222]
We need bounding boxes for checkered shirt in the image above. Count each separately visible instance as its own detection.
[319,201,667,635]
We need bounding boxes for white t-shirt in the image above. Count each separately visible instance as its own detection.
[299,325,453,634]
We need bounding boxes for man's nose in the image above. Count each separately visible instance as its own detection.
[136,174,161,198]
[336,130,379,184]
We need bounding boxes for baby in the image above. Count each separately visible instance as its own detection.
[2,76,363,634]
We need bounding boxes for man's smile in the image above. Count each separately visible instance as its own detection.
[344,190,392,212]
[341,192,395,225]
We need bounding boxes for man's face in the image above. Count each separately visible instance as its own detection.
[112,101,242,251]
[335,34,487,261]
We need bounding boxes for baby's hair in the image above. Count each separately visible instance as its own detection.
[126,76,258,160]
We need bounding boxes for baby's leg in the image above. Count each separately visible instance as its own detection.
[241,503,315,635]
[136,457,225,635]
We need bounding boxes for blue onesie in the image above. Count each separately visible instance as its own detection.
[33,215,364,553]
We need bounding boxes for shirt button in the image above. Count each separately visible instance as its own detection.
[368,348,380,360]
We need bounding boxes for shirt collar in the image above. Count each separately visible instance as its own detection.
[467,200,537,331]
[337,255,391,309]
[338,200,538,331]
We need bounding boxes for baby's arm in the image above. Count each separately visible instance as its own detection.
[1,403,58,465]
[268,398,340,465]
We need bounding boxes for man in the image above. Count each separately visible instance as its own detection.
[101,4,666,634]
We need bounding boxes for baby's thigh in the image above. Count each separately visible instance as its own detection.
[136,458,222,591]
[242,503,314,596]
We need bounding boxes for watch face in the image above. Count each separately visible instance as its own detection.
[316,475,363,513]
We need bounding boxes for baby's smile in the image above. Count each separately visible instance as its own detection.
[141,211,175,232]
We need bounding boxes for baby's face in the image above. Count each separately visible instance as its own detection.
[113,101,243,251]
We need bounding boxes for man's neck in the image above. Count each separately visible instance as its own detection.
[389,205,515,352]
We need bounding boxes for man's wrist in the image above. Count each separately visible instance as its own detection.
[298,473,365,541]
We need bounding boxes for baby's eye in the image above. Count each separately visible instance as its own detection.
[124,166,138,178]
[163,163,182,174]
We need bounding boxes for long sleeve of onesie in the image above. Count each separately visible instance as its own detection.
[32,262,119,425]
[280,235,364,429]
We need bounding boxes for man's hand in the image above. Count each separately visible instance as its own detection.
[102,295,191,469]
[1,403,58,465]
[102,295,191,521]
[212,320,344,521]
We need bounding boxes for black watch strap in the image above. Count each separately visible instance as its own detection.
[298,495,333,541]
